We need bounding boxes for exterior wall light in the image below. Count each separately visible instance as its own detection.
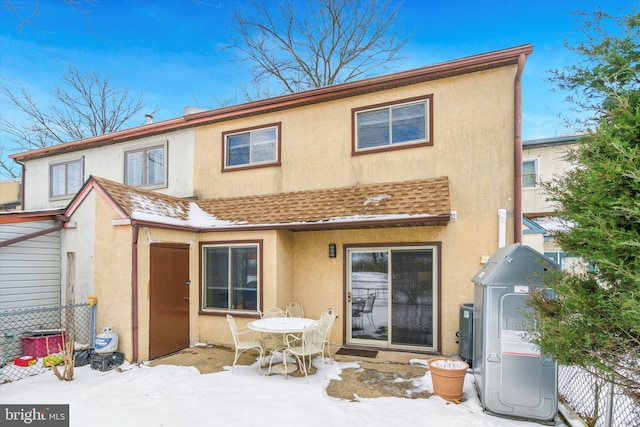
[328,243,337,258]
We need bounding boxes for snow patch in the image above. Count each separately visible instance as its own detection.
[364,194,391,206]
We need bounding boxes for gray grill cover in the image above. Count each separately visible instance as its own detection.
[472,243,558,287]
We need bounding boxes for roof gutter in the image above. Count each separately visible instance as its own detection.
[129,214,450,234]
[513,52,528,243]
[12,45,533,162]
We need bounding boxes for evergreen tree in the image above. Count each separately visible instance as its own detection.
[528,10,640,401]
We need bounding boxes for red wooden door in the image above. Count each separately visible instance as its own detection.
[149,244,190,359]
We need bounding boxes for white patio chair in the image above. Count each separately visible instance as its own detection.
[282,319,329,381]
[286,302,304,318]
[259,307,287,354]
[226,314,265,373]
[260,307,286,318]
[362,293,376,331]
[351,297,366,332]
[319,308,336,358]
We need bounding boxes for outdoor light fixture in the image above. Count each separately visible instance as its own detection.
[328,243,337,258]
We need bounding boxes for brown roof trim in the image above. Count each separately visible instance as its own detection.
[12,44,533,161]
[0,209,66,224]
[199,215,451,232]
[0,221,64,247]
[524,211,557,219]
[130,215,450,233]
[130,219,200,233]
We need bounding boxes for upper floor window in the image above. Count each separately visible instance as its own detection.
[201,242,261,313]
[50,158,83,199]
[223,123,280,171]
[523,159,538,189]
[124,142,167,188]
[353,96,432,154]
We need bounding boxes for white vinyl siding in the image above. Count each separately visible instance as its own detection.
[0,221,61,311]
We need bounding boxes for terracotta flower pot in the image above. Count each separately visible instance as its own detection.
[428,357,469,401]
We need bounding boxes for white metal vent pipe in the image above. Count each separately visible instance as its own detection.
[498,209,507,248]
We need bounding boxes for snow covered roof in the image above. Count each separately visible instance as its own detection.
[527,216,573,235]
[87,176,451,231]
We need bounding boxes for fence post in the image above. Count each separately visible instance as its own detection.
[604,381,614,427]
[88,296,97,351]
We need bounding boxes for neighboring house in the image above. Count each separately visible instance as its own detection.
[13,128,195,211]
[0,180,21,210]
[521,134,585,272]
[4,44,533,362]
[0,211,64,311]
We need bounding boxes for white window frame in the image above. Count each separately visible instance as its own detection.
[124,141,168,189]
[49,157,84,200]
[354,96,432,154]
[522,158,539,189]
[223,123,280,171]
[201,242,261,314]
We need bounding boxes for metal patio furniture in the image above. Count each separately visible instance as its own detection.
[362,293,376,331]
[282,319,330,381]
[226,314,265,374]
[247,317,316,374]
[286,302,304,318]
[260,307,286,318]
[351,298,366,331]
[319,308,336,358]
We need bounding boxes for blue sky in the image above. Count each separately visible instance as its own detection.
[0,0,637,168]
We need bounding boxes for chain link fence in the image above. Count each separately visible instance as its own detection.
[559,365,640,427]
[0,303,96,384]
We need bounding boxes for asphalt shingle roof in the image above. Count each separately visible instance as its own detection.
[91,176,450,231]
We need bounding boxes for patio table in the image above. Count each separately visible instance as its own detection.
[247,317,315,335]
[247,317,316,374]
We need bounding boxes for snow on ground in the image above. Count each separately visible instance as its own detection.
[0,357,565,427]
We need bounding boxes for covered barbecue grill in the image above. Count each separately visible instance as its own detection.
[471,243,559,423]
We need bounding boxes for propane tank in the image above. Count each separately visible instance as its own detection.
[95,326,118,354]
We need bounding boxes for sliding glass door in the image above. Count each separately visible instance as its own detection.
[347,245,438,351]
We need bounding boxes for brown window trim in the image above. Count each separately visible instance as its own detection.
[221,122,282,173]
[351,94,433,156]
[198,239,263,317]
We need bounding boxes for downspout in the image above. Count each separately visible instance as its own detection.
[513,53,526,243]
[132,224,140,363]
[14,159,25,209]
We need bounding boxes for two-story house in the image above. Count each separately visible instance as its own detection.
[521,134,585,272]
[3,44,533,362]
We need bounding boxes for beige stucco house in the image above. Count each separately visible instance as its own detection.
[0,180,21,210]
[5,44,533,362]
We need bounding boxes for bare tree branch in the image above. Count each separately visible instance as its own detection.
[0,65,156,178]
[227,0,409,97]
